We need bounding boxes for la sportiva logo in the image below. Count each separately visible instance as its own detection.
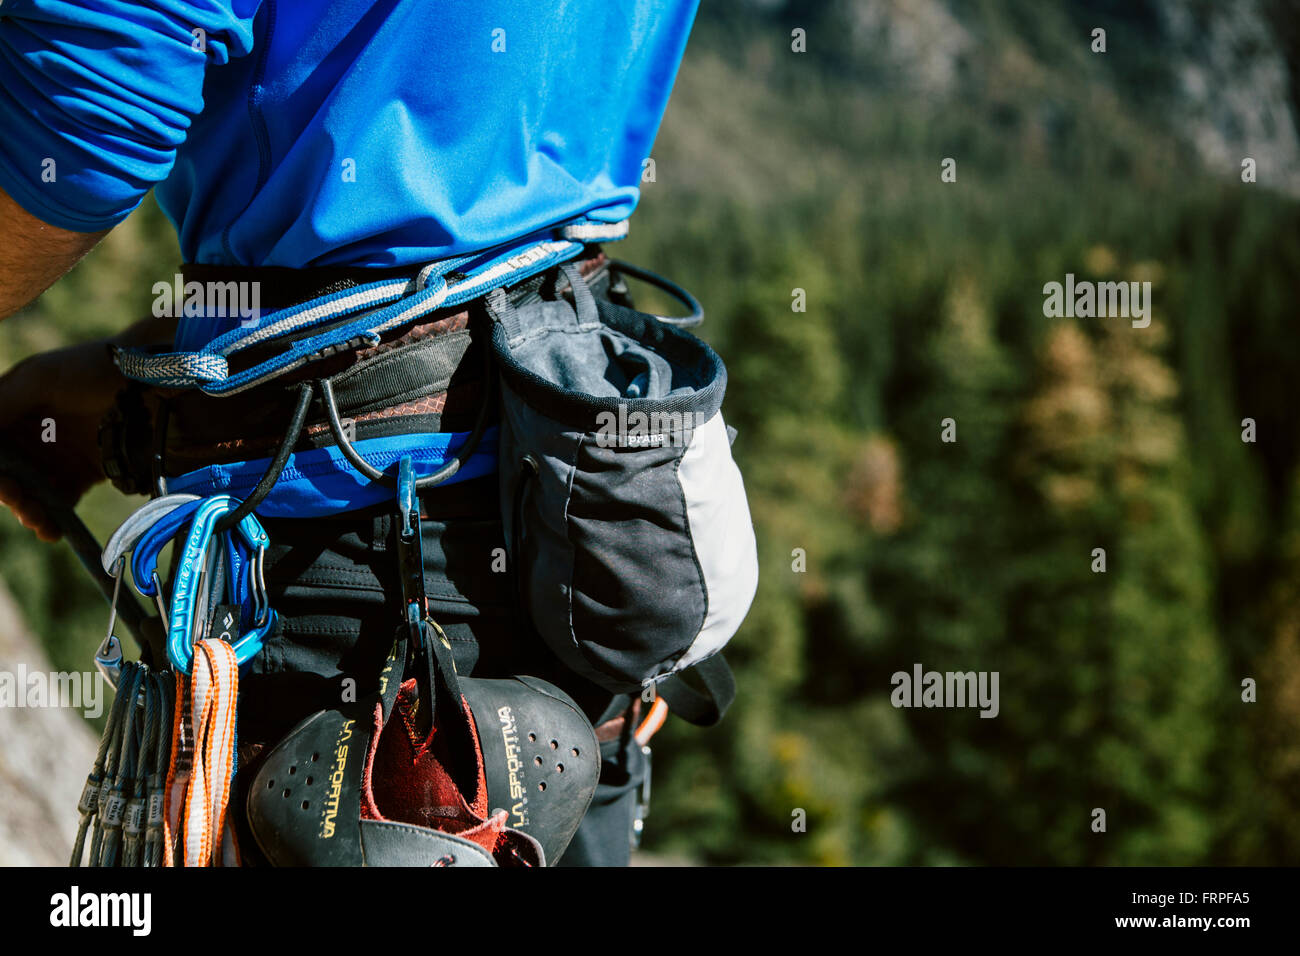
[498,705,528,828]
[320,718,355,839]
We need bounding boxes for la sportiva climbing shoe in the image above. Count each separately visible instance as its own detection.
[246,620,598,866]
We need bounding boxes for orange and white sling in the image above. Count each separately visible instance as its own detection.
[164,638,240,866]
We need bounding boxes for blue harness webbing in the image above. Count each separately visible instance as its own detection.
[165,427,499,518]
[113,218,628,395]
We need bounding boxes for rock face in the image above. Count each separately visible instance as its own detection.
[0,579,98,867]
[1161,0,1300,197]
[835,0,1300,196]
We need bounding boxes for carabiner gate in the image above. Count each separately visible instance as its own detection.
[166,495,277,675]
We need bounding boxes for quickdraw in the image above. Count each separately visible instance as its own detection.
[77,484,281,866]
[163,495,275,675]
[96,493,200,686]
[70,661,173,867]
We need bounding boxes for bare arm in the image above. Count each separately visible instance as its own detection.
[0,187,173,539]
[0,188,110,321]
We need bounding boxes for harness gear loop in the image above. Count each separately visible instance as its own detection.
[606,259,704,328]
[111,220,619,395]
[212,382,314,534]
[315,311,495,492]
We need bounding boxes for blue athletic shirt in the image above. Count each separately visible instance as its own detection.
[0,0,697,511]
[0,0,696,272]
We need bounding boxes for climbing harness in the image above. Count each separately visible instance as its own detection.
[58,224,749,866]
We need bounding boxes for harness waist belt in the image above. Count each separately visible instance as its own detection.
[167,428,499,518]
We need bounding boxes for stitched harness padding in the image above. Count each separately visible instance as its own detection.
[326,327,475,416]
[102,255,613,500]
[156,326,491,507]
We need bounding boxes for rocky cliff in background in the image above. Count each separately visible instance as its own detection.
[725,0,1300,195]
[0,579,96,866]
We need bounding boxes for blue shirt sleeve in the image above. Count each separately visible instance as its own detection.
[0,0,261,231]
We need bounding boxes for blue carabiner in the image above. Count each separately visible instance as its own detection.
[167,496,276,675]
[223,514,271,628]
[130,497,206,597]
[102,493,202,577]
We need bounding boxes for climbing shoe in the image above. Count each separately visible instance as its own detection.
[246,620,598,866]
